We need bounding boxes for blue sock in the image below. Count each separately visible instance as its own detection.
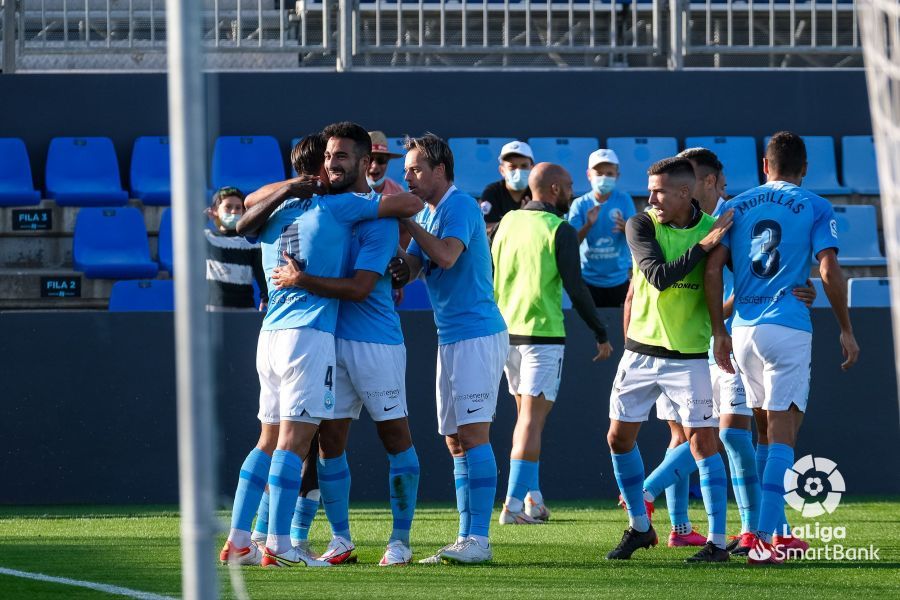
[758,443,794,542]
[388,446,420,545]
[228,448,271,547]
[643,441,697,500]
[661,447,693,531]
[530,461,543,501]
[266,449,302,553]
[252,490,269,541]
[611,445,649,532]
[505,459,538,512]
[755,443,769,492]
[318,453,352,541]
[720,428,760,534]
[290,494,320,544]
[466,443,498,539]
[453,456,470,540]
[697,454,728,548]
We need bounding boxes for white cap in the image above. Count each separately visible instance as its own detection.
[588,148,620,169]
[499,140,534,162]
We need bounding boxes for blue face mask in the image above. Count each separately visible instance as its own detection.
[367,175,386,189]
[591,175,616,196]
[504,168,530,192]
[219,212,239,230]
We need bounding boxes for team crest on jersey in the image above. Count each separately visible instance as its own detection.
[830,219,838,238]
[324,390,335,410]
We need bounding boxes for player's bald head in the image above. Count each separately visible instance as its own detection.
[529,162,574,211]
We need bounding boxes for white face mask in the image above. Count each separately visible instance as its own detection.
[504,168,530,192]
[219,212,239,230]
[367,175,386,189]
[591,175,616,196]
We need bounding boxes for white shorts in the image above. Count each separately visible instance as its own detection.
[332,338,407,422]
[256,327,336,425]
[610,350,716,428]
[505,344,565,402]
[436,330,509,435]
[732,324,812,413]
[711,362,753,417]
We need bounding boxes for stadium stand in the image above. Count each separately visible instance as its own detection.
[397,279,431,310]
[73,207,159,279]
[831,205,886,266]
[45,137,129,206]
[448,137,515,197]
[108,279,175,312]
[842,135,880,196]
[684,136,760,195]
[527,137,600,196]
[130,136,172,205]
[210,136,284,195]
[158,208,173,274]
[809,278,831,308]
[848,277,891,308]
[0,138,41,206]
[606,137,679,196]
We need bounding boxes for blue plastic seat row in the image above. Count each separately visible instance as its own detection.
[810,277,892,308]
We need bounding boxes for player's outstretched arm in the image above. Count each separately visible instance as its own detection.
[705,244,734,374]
[236,179,320,236]
[554,223,612,360]
[402,218,465,270]
[818,249,860,370]
[271,252,380,302]
[378,193,425,219]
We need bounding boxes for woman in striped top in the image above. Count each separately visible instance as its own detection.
[206,186,268,310]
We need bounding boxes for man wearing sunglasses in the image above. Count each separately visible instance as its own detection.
[368,131,406,195]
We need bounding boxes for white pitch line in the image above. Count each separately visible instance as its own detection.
[0,567,178,600]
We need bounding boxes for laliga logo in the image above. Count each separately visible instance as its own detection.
[784,455,845,518]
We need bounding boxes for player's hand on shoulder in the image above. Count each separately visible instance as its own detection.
[593,341,613,362]
[286,176,321,198]
[699,208,734,252]
[839,330,860,371]
[713,334,734,374]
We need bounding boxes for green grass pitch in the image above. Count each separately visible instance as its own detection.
[1,499,898,599]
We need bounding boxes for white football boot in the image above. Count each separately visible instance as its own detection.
[441,538,493,564]
[318,535,357,565]
[524,494,551,522]
[379,540,413,566]
[498,504,543,525]
[261,545,331,568]
[418,541,462,564]
[219,541,263,566]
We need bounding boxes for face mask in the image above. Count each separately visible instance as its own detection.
[219,212,239,230]
[591,175,616,196]
[367,175,386,189]
[504,168,530,191]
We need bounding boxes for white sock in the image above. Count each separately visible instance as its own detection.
[630,515,650,533]
[527,490,544,505]
[505,496,524,513]
[469,535,490,548]
[228,528,252,548]
[305,489,321,502]
[643,490,655,503]
[267,533,292,554]
[708,532,726,549]
[456,536,467,544]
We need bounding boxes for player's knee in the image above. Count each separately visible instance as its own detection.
[689,430,718,458]
[378,420,412,454]
[606,430,632,454]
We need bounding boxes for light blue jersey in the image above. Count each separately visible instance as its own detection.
[566,189,635,287]
[407,186,507,345]
[335,214,404,345]
[722,181,838,333]
[259,192,380,333]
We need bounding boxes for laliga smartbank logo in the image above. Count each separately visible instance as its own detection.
[748,455,881,562]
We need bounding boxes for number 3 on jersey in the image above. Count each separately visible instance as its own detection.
[750,219,781,279]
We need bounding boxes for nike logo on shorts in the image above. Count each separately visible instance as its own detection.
[730,400,744,407]
[467,407,483,414]
[384,404,399,412]
[703,414,713,420]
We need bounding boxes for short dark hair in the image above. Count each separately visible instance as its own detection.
[677,147,723,178]
[404,133,455,181]
[291,133,326,176]
[648,156,695,181]
[211,186,245,209]
[766,131,807,177]
[322,121,372,160]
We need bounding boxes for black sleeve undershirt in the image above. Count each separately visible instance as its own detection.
[625,212,707,292]
[554,221,609,344]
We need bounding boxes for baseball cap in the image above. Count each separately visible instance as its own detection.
[368,130,404,158]
[499,141,534,162]
[588,148,620,169]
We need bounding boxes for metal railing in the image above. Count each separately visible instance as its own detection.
[0,0,864,72]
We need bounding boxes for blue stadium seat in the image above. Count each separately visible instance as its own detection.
[398,279,432,310]
[684,136,760,195]
[0,138,41,206]
[130,136,171,205]
[289,136,302,177]
[527,137,600,195]
[764,135,849,196]
[73,207,159,279]
[848,277,891,308]
[158,208,173,274]
[45,137,129,206]
[831,205,886,266]
[606,137,679,196]
[842,135,880,195]
[448,137,515,197]
[108,279,175,312]
[211,136,285,196]
[809,278,830,308]
[384,136,410,190]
